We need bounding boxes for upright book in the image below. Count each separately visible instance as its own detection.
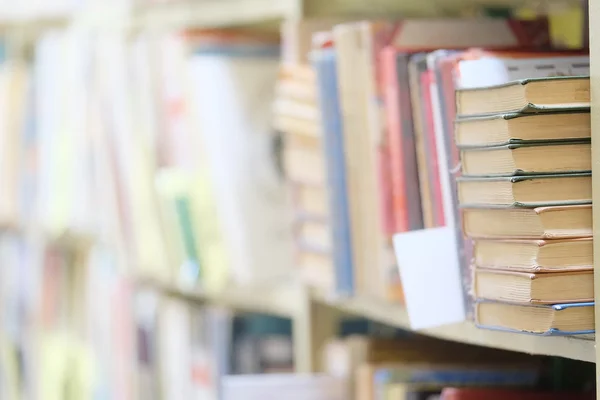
[312,48,354,295]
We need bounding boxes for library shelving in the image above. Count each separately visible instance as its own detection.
[1,0,598,396]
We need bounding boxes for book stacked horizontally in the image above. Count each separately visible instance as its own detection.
[455,75,594,335]
[274,62,333,289]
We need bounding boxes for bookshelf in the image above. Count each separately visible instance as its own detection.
[0,0,597,397]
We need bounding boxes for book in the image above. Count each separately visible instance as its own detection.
[295,219,331,252]
[187,46,295,285]
[297,249,334,290]
[474,269,593,303]
[96,34,172,281]
[324,336,539,374]
[380,48,423,233]
[157,299,230,399]
[457,173,592,207]
[274,115,321,137]
[281,18,350,65]
[155,169,230,290]
[0,61,28,227]
[409,54,443,228]
[475,301,594,335]
[441,387,595,399]
[462,204,592,239]
[460,141,591,176]
[385,385,440,400]
[456,53,590,89]
[359,363,539,400]
[473,238,593,272]
[456,76,590,116]
[222,374,348,400]
[290,183,329,218]
[455,110,590,148]
[312,48,354,295]
[371,363,540,388]
[274,98,321,122]
[284,146,327,185]
[275,79,318,104]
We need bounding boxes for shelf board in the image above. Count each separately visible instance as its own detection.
[138,278,303,319]
[140,279,595,363]
[315,293,595,363]
[134,0,298,30]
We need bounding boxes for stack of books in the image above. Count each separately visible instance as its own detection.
[275,61,334,290]
[455,75,594,335]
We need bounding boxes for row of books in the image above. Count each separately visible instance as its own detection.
[0,226,298,399]
[276,17,594,335]
[0,233,137,400]
[0,28,297,291]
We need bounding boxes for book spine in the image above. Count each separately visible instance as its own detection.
[438,56,475,314]
[377,51,397,237]
[408,58,435,229]
[420,70,446,227]
[381,47,408,233]
[374,367,539,387]
[382,48,424,233]
[313,48,354,295]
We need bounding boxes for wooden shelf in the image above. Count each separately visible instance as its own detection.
[139,279,595,363]
[138,279,305,319]
[314,293,595,363]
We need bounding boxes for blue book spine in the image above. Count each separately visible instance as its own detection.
[312,49,354,296]
[374,367,539,390]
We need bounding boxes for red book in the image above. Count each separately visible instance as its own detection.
[441,388,595,400]
[420,69,445,227]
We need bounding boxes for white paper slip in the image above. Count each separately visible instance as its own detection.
[393,227,466,330]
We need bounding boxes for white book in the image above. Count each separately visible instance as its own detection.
[95,33,170,280]
[222,374,347,400]
[187,51,294,285]
[458,55,590,89]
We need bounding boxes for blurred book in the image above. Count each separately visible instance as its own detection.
[440,387,594,399]
[157,297,232,400]
[187,41,294,285]
[222,374,348,400]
